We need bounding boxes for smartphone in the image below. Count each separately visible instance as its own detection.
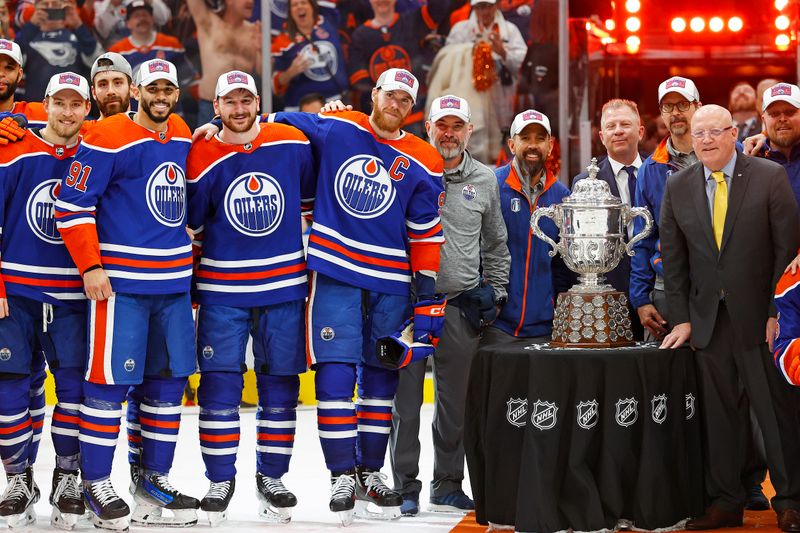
[46,8,66,20]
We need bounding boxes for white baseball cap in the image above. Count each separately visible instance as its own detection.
[45,72,90,100]
[137,59,179,87]
[762,83,800,112]
[376,68,418,104]
[510,109,551,137]
[470,0,496,4]
[215,70,258,98]
[657,76,700,103]
[0,39,22,66]
[429,95,471,123]
[91,52,133,81]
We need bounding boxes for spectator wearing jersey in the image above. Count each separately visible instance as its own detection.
[14,0,102,101]
[93,0,170,48]
[272,0,348,111]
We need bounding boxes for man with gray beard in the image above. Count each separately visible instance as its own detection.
[390,94,510,517]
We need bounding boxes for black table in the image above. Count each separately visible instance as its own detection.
[465,341,705,532]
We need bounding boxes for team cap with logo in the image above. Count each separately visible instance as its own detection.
[657,76,700,103]
[762,83,800,111]
[137,59,179,87]
[91,52,133,81]
[0,39,23,66]
[215,70,258,98]
[470,0,496,4]
[45,72,90,100]
[429,95,471,123]
[510,109,551,137]
[376,68,419,104]
[125,0,154,19]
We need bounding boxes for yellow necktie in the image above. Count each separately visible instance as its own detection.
[712,171,727,249]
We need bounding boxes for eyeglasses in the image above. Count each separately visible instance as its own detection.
[690,126,733,140]
[766,108,799,119]
[660,101,693,113]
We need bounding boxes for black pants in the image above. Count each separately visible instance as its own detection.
[695,304,800,513]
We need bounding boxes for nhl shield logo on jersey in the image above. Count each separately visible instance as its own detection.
[685,393,696,420]
[531,399,557,430]
[615,397,638,427]
[146,162,186,227]
[26,179,62,244]
[576,399,599,429]
[651,394,667,424]
[334,155,396,219]
[506,397,528,427]
[224,173,285,237]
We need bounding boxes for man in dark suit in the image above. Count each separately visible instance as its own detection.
[660,104,800,531]
[573,98,645,339]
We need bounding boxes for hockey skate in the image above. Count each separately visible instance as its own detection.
[128,463,140,496]
[50,468,85,530]
[132,471,200,527]
[0,467,40,528]
[200,478,235,527]
[255,473,296,524]
[354,467,401,520]
[329,471,356,526]
[83,478,130,531]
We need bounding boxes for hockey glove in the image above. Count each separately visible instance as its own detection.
[376,319,437,369]
[413,295,446,344]
[0,114,26,145]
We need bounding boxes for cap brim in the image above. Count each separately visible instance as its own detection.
[47,86,90,100]
[429,110,470,123]
[379,82,416,102]
[216,84,258,98]
[0,50,21,65]
[139,73,178,87]
[765,96,800,112]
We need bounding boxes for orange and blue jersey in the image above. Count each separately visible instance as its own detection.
[266,110,444,296]
[495,162,572,338]
[186,122,315,307]
[760,139,800,210]
[108,33,198,89]
[0,129,84,308]
[774,270,800,385]
[54,112,193,294]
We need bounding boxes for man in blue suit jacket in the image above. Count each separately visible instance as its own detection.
[572,99,645,340]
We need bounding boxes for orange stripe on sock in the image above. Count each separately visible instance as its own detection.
[257,433,294,442]
[199,433,240,443]
[356,412,392,421]
[79,420,120,434]
[139,417,180,429]
[317,416,357,425]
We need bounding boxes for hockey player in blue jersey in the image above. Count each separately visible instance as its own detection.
[55,59,199,530]
[0,72,91,530]
[186,71,315,526]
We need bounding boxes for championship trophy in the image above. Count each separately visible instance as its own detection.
[531,158,654,347]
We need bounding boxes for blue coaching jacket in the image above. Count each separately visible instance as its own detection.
[494,162,573,338]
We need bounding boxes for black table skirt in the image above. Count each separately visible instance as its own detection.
[465,340,705,532]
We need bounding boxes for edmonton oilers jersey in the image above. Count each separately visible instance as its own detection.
[774,270,800,385]
[186,123,315,307]
[0,129,84,308]
[55,112,193,295]
[266,110,444,296]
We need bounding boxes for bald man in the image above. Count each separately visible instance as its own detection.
[660,104,800,532]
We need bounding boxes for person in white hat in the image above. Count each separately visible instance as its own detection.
[0,71,90,529]
[0,38,49,132]
[390,94,509,515]
[185,70,314,526]
[133,57,180,126]
[631,75,702,342]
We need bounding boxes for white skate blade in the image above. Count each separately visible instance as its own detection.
[131,501,198,528]
[427,502,471,514]
[3,506,36,529]
[256,495,292,524]
[89,513,130,532]
[50,506,80,530]
[205,510,227,527]
[336,509,354,527]
[354,500,401,520]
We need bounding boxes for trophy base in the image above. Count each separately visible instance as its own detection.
[550,290,634,348]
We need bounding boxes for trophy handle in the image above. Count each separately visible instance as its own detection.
[625,207,654,256]
[530,206,560,258]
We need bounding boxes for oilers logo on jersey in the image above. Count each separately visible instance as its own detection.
[300,41,338,82]
[26,179,62,244]
[335,155,396,219]
[146,162,186,227]
[224,173,285,237]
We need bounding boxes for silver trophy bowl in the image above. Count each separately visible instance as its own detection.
[531,158,654,294]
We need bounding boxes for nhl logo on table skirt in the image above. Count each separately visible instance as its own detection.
[334,155,396,219]
[26,179,62,244]
[531,399,557,430]
[224,173,285,237]
[146,162,186,227]
[651,394,667,424]
[615,397,638,427]
[576,399,599,430]
[506,397,528,427]
[685,393,696,420]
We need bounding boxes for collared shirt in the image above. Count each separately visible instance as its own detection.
[703,151,737,219]
[608,155,642,239]
[666,137,698,171]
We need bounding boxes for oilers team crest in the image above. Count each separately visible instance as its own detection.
[146,162,186,227]
[334,155,396,219]
[462,184,477,201]
[26,179,62,244]
[300,41,338,82]
[224,173,285,237]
